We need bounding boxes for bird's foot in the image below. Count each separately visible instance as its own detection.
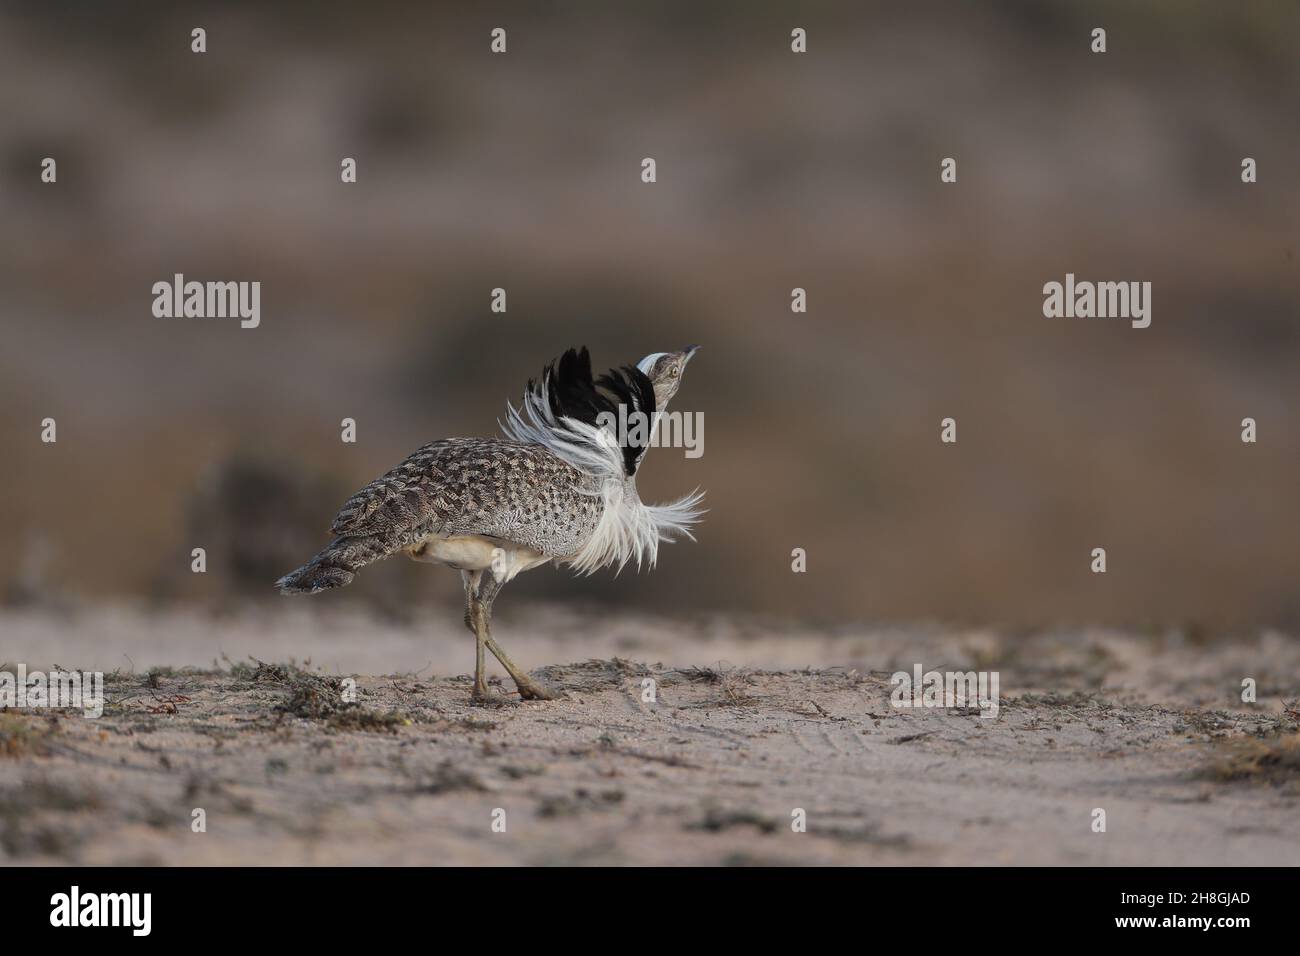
[514,678,559,702]
[470,683,502,707]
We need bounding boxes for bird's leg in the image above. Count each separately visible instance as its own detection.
[483,633,558,701]
[461,571,493,703]
[474,559,559,702]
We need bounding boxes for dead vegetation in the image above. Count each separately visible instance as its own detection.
[536,787,625,817]
[407,759,490,796]
[0,777,101,859]
[532,657,655,692]
[0,713,58,758]
[1202,731,1300,789]
[239,658,414,732]
[687,805,780,835]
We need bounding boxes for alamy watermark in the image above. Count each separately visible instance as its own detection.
[596,406,703,459]
[50,886,151,936]
[890,664,1000,720]
[1,664,104,718]
[151,273,260,328]
[1043,273,1151,329]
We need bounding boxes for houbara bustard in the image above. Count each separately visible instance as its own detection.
[276,346,704,702]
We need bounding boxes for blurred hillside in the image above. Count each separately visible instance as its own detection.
[1,1,1298,629]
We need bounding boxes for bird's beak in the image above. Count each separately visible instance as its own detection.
[680,344,701,365]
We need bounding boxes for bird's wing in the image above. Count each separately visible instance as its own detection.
[328,438,594,554]
[329,437,489,537]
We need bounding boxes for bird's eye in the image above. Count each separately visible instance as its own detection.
[669,367,679,378]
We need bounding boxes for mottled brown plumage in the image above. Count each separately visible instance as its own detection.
[330,437,601,558]
[275,438,602,595]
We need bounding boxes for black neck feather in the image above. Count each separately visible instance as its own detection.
[532,347,657,476]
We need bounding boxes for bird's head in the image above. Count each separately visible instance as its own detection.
[636,345,700,411]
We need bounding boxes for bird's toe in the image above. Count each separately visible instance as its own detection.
[516,680,560,701]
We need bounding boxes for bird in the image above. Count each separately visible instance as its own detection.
[275,346,704,703]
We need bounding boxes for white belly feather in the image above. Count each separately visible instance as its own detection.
[407,534,551,583]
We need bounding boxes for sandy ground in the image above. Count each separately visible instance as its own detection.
[2,603,1299,866]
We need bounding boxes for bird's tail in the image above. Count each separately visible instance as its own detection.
[275,535,387,594]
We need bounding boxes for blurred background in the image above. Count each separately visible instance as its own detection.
[1,0,1298,633]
